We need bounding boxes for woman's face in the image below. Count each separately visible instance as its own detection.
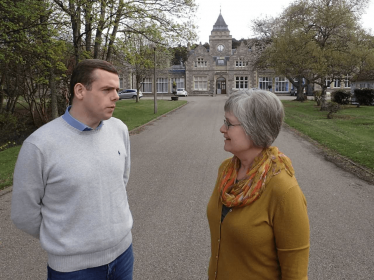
[220,111,254,157]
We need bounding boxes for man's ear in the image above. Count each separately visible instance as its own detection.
[74,83,86,101]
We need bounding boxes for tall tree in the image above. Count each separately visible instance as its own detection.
[52,0,197,63]
[0,0,67,122]
[0,0,66,124]
[252,0,371,107]
[117,29,173,102]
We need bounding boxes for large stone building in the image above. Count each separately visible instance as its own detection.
[122,12,354,96]
[185,12,256,95]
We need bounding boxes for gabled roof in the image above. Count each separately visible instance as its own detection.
[212,13,229,32]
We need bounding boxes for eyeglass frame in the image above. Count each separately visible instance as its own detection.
[223,119,242,130]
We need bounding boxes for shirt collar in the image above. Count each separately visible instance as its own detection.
[62,106,103,131]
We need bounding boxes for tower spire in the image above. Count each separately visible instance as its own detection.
[212,11,229,32]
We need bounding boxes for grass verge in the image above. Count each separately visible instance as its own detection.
[0,99,187,191]
[0,146,21,190]
[283,100,374,173]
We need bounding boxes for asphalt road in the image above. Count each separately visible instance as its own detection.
[0,95,373,279]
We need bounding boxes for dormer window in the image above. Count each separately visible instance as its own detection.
[195,58,207,67]
[217,59,225,66]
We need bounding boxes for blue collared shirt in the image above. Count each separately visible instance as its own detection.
[62,106,103,131]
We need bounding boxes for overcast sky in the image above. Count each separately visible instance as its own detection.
[193,0,374,43]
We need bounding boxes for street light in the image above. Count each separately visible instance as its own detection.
[150,43,157,114]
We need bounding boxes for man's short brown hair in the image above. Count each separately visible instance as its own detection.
[70,59,118,104]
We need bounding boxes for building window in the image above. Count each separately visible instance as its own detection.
[235,58,245,67]
[171,78,184,89]
[334,79,340,88]
[195,58,207,67]
[119,78,124,89]
[275,77,289,92]
[157,78,168,93]
[259,77,272,90]
[325,78,331,88]
[343,75,351,88]
[142,78,152,93]
[235,76,248,89]
[194,76,208,91]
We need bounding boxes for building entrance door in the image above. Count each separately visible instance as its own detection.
[216,78,226,94]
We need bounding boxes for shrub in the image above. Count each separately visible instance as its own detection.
[332,90,351,105]
[0,113,31,151]
[327,102,340,119]
[0,113,19,151]
[354,88,374,106]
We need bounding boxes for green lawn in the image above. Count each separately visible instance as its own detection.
[113,99,186,131]
[0,99,186,190]
[283,100,374,172]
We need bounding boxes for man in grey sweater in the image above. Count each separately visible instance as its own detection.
[11,59,134,280]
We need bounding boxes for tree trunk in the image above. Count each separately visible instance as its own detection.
[50,68,58,119]
[69,0,81,65]
[135,75,140,103]
[10,95,18,114]
[0,90,3,114]
[296,85,304,101]
[320,85,328,111]
[295,79,305,102]
[84,1,93,53]
[106,0,124,62]
[0,75,4,114]
[94,0,106,59]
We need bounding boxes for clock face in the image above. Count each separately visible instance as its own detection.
[217,44,224,52]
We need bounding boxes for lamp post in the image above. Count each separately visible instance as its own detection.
[151,43,157,114]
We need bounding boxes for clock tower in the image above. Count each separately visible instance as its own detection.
[209,12,232,57]
[185,10,254,96]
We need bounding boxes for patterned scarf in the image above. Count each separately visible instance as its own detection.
[218,146,295,208]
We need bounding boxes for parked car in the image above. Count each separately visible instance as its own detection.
[290,89,297,96]
[118,89,143,100]
[175,88,188,96]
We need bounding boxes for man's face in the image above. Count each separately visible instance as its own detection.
[81,69,119,127]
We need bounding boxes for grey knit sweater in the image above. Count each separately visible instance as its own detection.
[11,116,133,272]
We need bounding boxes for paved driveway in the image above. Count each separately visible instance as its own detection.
[0,95,373,279]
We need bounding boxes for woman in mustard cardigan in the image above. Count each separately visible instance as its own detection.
[207,90,310,280]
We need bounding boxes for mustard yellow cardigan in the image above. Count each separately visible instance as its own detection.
[207,158,310,280]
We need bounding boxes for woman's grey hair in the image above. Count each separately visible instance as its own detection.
[224,89,284,148]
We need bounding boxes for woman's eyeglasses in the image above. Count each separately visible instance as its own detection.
[223,119,242,130]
